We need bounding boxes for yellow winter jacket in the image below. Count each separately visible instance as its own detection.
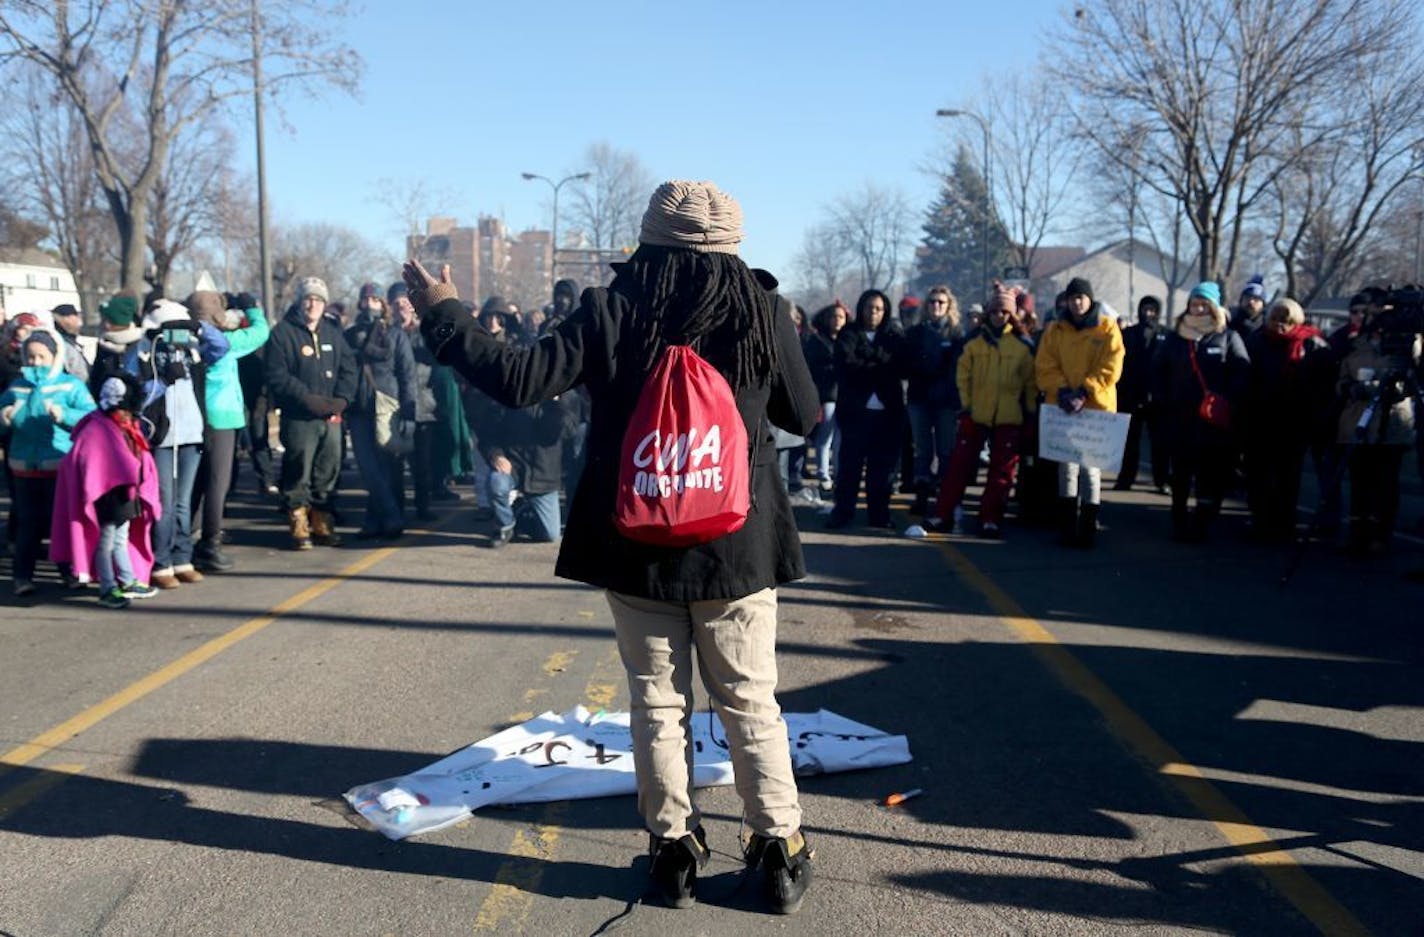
[1035,308,1125,412]
[957,324,1038,427]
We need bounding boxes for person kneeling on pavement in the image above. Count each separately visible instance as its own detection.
[480,394,576,547]
[264,277,358,550]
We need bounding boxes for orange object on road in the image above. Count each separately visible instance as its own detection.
[883,788,923,807]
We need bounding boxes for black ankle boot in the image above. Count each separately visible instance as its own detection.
[744,830,814,915]
[1057,496,1080,547]
[1078,503,1099,549]
[648,826,709,909]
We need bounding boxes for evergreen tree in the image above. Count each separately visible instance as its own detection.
[916,145,1013,301]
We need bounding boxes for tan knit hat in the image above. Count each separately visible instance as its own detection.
[296,276,329,303]
[638,180,744,254]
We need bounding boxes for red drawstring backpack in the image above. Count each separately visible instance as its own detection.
[613,345,750,547]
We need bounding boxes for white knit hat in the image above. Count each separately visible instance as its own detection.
[141,298,191,330]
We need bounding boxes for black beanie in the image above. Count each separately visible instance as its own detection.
[23,330,58,356]
[386,281,409,304]
[1065,277,1094,301]
[553,278,578,302]
[1138,295,1161,313]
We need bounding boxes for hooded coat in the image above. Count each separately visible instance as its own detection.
[0,327,97,475]
[1035,303,1125,412]
[49,410,162,583]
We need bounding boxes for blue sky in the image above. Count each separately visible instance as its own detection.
[249,0,1067,288]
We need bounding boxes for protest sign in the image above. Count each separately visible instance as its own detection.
[1037,406,1130,473]
[345,707,913,840]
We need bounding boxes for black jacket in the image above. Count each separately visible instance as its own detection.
[345,316,417,421]
[801,330,838,403]
[265,306,359,420]
[904,317,964,408]
[1152,328,1250,450]
[834,321,907,419]
[1244,327,1334,443]
[480,396,577,495]
[421,272,818,601]
[1119,322,1166,411]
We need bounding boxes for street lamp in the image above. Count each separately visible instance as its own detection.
[521,171,591,282]
[936,108,992,298]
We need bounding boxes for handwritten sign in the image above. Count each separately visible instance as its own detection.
[1038,407,1131,473]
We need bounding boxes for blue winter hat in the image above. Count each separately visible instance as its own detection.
[1189,281,1222,306]
[1239,274,1265,302]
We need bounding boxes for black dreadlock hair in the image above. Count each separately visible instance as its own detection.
[610,244,779,392]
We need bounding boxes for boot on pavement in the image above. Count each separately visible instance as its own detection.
[1057,496,1081,548]
[647,826,709,909]
[1078,503,1100,549]
[743,829,814,915]
[308,507,342,547]
[194,537,235,572]
[288,506,313,551]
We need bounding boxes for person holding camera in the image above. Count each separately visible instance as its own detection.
[345,283,415,540]
[1336,307,1420,554]
[125,299,229,589]
[187,289,270,570]
[264,277,358,550]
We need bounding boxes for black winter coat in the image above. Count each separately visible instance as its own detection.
[1152,328,1250,452]
[345,316,417,421]
[801,331,838,403]
[1244,327,1334,445]
[421,274,818,602]
[265,306,359,420]
[1118,322,1166,411]
[904,318,963,408]
[480,396,577,495]
[834,321,907,419]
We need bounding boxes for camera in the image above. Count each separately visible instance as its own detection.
[160,326,194,347]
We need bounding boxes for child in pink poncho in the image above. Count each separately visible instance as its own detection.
[51,373,163,608]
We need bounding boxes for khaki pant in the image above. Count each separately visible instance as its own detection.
[606,588,802,841]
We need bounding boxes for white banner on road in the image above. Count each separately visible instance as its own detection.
[1038,406,1131,473]
[345,707,913,840]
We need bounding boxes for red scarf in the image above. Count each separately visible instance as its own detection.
[108,409,149,456]
[1265,323,1321,362]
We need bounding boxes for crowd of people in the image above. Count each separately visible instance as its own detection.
[785,276,1421,555]
[0,273,594,606]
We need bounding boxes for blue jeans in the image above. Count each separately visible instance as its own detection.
[348,414,403,532]
[489,471,561,541]
[907,401,958,484]
[807,401,839,485]
[154,444,201,569]
[95,521,136,591]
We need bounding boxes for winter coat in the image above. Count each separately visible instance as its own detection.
[0,355,96,475]
[480,395,578,495]
[419,271,818,602]
[1336,335,1420,446]
[802,330,838,404]
[834,321,907,419]
[49,410,161,584]
[204,309,270,430]
[1243,325,1333,445]
[60,331,91,383]
[345,315,417,421]
[1036,305,1125,412]
[264,305,359,420]
[124,323,229,448]
[88,327,146,401]
[404,324,440,423]
[905,317,964,409]
[957,324,1038,427]
[1151,327,1250,452]
[1118,322,1166,411]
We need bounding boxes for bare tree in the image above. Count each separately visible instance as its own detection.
[1058,0,1414,285]
[0,0,358,294]
[370,177,462,256]
[241,221,397,314]
[791,222,853,308]
[0,69,118,315]
[980,71,1080,274]
[148,119,243,295]
[565,142,654,252]
[826,183,914,295]
[1268,46,1424,303]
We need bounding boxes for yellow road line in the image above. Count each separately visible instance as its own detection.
[0,763,85,820]
[930,536,1371,937]
[474,644,624,933]
[0,548,398,775]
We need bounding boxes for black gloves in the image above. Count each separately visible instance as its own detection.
[225,292,257,311]
[301,394,339,417]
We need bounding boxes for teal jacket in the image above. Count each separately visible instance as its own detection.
[0,361,97,475]
[204,309,270,430]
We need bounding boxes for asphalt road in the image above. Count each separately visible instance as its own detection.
[1,471,1420,937]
